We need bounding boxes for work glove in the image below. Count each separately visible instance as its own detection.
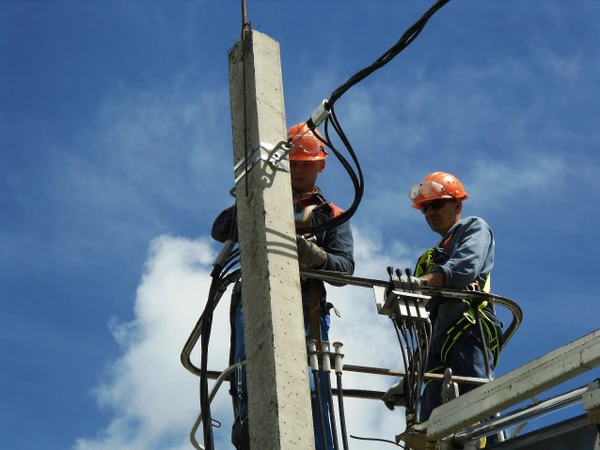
[382,379,406,411]
[399,275,427,290]
[296,235,327,269]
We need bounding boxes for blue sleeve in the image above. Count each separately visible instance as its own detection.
[432,217,494,289]
[322,220,355,276]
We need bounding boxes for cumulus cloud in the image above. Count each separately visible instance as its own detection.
[464,154,566,210]
[73,228,424,450]
[73,235,231,450]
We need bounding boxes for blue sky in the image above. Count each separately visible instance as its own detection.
[2,1,600,449]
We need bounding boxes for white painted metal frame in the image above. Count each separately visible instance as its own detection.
[421,328,600,441]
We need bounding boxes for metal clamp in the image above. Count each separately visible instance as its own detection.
[373,285,430,318]
[233,140,293,185]
[441,368,459,404]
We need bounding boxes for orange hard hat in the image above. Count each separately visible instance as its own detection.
[408,172,469,209]
[287,123,328,161]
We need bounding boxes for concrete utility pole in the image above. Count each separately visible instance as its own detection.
[228,30,316,450]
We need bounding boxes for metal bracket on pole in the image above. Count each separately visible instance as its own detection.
[230,140,293,196]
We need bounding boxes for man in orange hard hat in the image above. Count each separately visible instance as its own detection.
[383,172,502,430]
[212,123,355,450]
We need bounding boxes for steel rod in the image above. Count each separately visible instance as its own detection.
[454,385,588,443]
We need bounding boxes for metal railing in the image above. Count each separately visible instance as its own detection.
[180,268,524,449]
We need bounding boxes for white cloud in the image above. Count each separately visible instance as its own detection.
[73,228,422,450]
[73,235,230,450]
[463,154,566,211]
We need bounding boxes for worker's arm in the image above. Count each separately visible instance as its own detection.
[320,219,355,275]
[421,271,445,287]
[431,217,494,289]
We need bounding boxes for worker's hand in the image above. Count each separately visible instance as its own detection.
[382,379,406,411]
[399,275,427,290]
[296,235,327,269]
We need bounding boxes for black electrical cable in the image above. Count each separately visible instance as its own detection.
[410,322,430,419]
[324,371,341,450]
[181,270,240,377]
[336,372,351,450]
[415,319,432,417]
[410,324,426,420]
[225,248,240,264]
[198,205,240,450]
[350,434,405,448]
[297,0,452,236]
[199,269,240,450]
[312,370,328,450]
[295,105,364,235]
[404,324,417,416]
[391,317,413,414]
[399,319,415,409]
[413,322,430,420]
[199,277,220,450]
[328,0,451,106]
[222,257,241,279]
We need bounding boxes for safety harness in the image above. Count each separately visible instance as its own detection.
[414,234,501,371]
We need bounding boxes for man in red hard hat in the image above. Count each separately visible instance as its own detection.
[212,123,354,450]
[383,172,502,431]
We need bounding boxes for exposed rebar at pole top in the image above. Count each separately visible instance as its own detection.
[241,0,251,36]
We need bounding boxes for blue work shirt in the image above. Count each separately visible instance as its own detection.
[427,216,495,316]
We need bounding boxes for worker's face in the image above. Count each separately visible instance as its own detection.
[290,159,325,193]
[421,199,462,235]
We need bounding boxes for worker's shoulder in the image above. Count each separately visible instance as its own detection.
[454,216,492,232]
[211,205,236,242]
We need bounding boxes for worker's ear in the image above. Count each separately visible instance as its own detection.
[319,159,326,173]
[456,200,463,214]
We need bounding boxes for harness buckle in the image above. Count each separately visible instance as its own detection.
[463,309,477,325]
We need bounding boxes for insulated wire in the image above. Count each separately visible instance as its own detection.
[295,104,364,235]
[312,370,328,450]
[392,317,412,412]
[411,324,424,418]
[412,323,426,418]
[398,317,415,412]
[350,435,405,448]
[328,0,451,106]
[222,257,241,278]
[391,300,433,419]
[415,321,432,420]
[336,372,351,450]
[199,206,240,449]
[200,278,220,450]
[296,0,452,235]
[405,323,417,415]
[324,372,341,450]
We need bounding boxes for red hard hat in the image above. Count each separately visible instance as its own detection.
[287,123,328,161]
[409,172,469,209]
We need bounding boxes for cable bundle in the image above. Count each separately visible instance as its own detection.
[298,0,451,236]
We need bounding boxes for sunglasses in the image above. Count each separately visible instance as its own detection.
[420,199,446,214]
